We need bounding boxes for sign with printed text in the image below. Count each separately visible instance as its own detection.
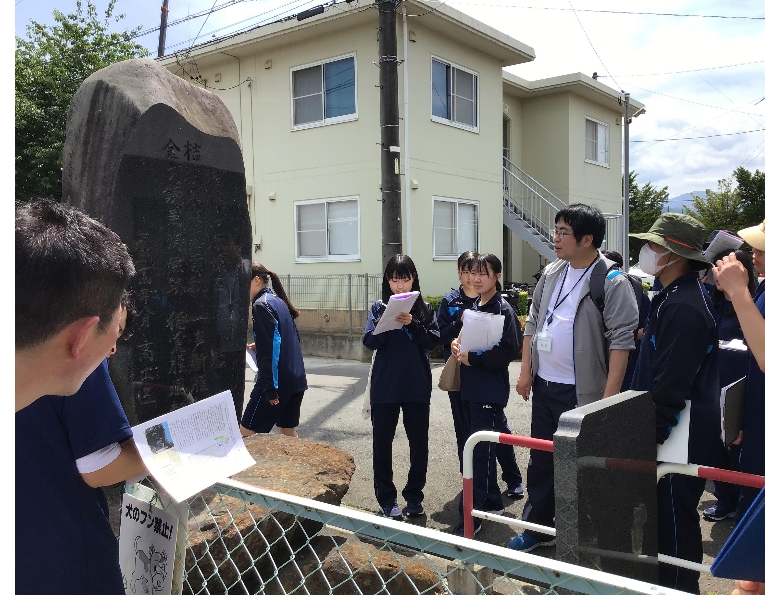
[119,493,179,595]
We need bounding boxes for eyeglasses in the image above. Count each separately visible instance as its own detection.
[551,229,573,239]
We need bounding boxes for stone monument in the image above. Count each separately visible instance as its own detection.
[554,390,659,583]
[62,58,252,423]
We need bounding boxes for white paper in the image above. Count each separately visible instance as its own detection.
[657,399,691,464]
[123,483,189,595]
[119,492,179,595]
[132,390,255,502]
[720,339,748,352]
[704,230,744,260]
[246,347,258,373]
[459,310,504,355]
[372,291,420,335]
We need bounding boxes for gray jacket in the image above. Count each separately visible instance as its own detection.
[524,253,639,406]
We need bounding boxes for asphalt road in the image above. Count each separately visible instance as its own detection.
[245,356,737,595]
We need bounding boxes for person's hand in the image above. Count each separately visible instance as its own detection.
[395,312,413,325]
[457,352,470,366]
[516,369,532,401]
[451,339,461,359]
[732,430,744,446]
[733,581,765,595]
[246,342,256,350]
[714,253,749,299]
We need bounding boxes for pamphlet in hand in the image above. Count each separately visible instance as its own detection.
[372,291,420,335]
[720,376,746,446]
[720,339,748,352]
[459,310,504,355]
[132,390,255,502]
[245,347,258,373]
[704,230,743,261]
[657,399,691,464]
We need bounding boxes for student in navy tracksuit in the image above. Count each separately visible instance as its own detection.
[241,263,308,438]
[450,254,523,537]
[629,214,721,594]
[702,249,756,522]
[363,255,440,520]
[438,251,524,499]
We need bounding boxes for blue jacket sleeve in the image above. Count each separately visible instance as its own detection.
[652,303,713,443]
[363,302,388,351]
[437,295,462,346]
[406,303,441,350]
[253,301,279,399]
[467,309,522,370]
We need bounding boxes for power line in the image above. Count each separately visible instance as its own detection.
[567,0,621,90]
[598,58,765,78]
[189,0,221,49]
[439,1,765,20]
[630,85,765,117]
[631,127,765,142]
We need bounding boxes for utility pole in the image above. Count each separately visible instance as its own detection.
[377,0,403,271]
[623,92,630,264]
[158,0,170,58]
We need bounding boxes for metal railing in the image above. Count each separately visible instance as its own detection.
[280,274,383,334]
[126,477,688,595]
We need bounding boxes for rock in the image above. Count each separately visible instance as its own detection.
[62,57,251,423]
[184,434,355,594]
[321,540,445,595]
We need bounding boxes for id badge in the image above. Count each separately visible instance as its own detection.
[537,331,552,353]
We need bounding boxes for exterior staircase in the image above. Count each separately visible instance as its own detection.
[502,157,623,262]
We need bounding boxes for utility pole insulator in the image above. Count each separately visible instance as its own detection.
[158,0,170,58]
[378,0,403,271]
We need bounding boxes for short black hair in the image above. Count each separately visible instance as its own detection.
[554,203,606,249]
[601,250,623,269]
[457,251,478,272]
[472,253,503,292]
[16,200,135,349]
[382,254,421,303]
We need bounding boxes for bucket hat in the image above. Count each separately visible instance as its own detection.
[629,212,711,269]
[738,219,765,251]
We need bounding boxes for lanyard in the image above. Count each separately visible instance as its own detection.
[546,256,599,326]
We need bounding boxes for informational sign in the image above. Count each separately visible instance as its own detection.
[119,493,180,595]
[132,390,255,502]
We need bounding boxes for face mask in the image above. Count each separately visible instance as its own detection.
[639,243,675,276]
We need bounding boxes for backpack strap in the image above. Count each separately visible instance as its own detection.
[589,259,609,314]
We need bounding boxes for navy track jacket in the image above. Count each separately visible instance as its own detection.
[363,298,440,405]
[252,287,307,401]
[630,273,720,466]
[460,292,523,406]
[437,287,478,363]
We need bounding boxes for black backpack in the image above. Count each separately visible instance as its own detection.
[589,259,646,341]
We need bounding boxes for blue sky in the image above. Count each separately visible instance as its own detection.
[14,0,765,198]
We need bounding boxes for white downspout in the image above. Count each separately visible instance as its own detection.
[402,6,411,255]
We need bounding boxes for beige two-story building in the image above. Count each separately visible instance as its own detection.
[158,0,644,297]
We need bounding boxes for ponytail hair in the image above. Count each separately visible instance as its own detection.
[252,262,299,319]
[474,253,503,292]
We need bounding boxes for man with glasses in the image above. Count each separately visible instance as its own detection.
[509,203,638,552]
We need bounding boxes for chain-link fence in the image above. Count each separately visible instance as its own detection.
[280,274,384,334]
[125,478,684,595]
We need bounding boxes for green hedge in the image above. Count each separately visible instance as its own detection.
[517,291,529,316]
[424,295,444,360]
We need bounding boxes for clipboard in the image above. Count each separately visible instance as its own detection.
[720,376,746,446]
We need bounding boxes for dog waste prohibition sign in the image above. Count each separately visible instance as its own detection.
[119,492,179,595]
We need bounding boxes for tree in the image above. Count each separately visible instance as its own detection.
[685,178,743,234]
[627,171,669,263]
[733,166,765,229]
[15,0,148,202]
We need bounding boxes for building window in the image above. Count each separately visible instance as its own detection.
[431,57,478,131]
[295,198,360,261]
[585,117,609,167]
[291,54,357,129]
[433,198,479,259]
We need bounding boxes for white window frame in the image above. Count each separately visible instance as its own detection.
[584,116,610,168]
[430,55,480,133]
[294,197,361,263]
[290,53,358,131]
[432,196,480,260]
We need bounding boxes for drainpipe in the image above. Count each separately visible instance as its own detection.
[402,6,411,255]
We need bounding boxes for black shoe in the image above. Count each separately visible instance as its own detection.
[403,502,425,517]
[702,504,735,522]
[452,519,482,537]
[505,484,524,499]
[380,503,403,520]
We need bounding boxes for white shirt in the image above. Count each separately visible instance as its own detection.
[537,263,594,385]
